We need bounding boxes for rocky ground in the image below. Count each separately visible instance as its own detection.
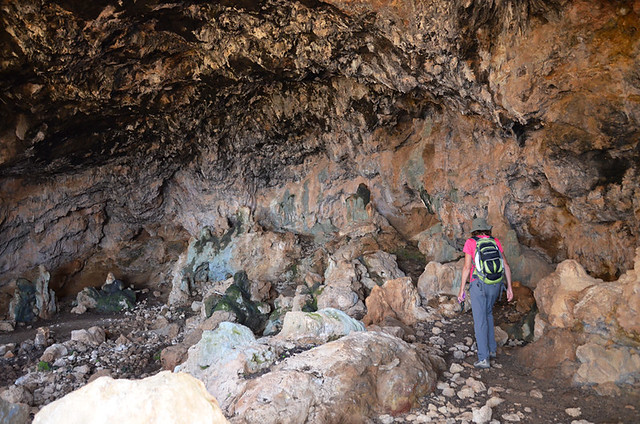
[1,293,638,424]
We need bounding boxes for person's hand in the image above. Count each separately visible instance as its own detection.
[457,291,465,303]
[506,286,514,302]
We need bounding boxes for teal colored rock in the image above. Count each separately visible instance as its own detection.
[209,271,269,334]
[82,286,136,313]
[9,278,37,323]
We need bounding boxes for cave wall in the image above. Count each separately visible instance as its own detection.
[0,0,638,310]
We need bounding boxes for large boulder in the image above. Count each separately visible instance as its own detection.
[276,308,365,345]
[175,322,277,412]
[32,371,227,424]
[363,277,431,327]
[229,331,439,423]
[72,273,135,314]
[417,260,463,300]
[574,341,640,388]
[535,248,640,341]
[531,247,640,391]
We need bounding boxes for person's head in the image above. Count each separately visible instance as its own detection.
[470,217,492,237]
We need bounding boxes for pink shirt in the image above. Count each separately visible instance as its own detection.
[463,236,504,280]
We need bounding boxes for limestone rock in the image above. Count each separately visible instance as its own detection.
[230,331,438,423]
[70,327,106,345]
[0,398,30,424]
[32,371,228,424]
[363,277,431,326]
[534,260,599,328]
[417,260,463,301]
[277,308,365,345]
[40,344,68,364]
[175,322,276,412]
[574,342,640,387]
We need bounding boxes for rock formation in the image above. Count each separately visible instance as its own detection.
[0,0,638,310]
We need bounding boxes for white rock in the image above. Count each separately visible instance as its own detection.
[565,408,581,417]
[453,351,466,360]
[529,389,543,399]
[70,327,105,345]
[449,363,464,374]
[502,413,521,422]
[466,377,486,393]
[379,414,394,424]
[485,396,504,408]
[472,405,492,423]
[432,327,442,335]
[457,387,475,399]
[33,371,227,424]
[40,344,68,363]
[442,388,455,397]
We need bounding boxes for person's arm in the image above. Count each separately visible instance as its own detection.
[458,252,472,303]
[503,254,514,301]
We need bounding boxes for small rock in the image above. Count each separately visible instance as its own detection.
[71,304,87,314]
[432,327,442,335]
[466,377,486,393]
[472,405,492,423]
[566,408,581,417]
[453,350,466,360]
[502,413,521,422]
[449,363,464,374]
[457,387,475,399]
[34,327,50,348]
[40,344,68,363]
[0,320,15,332]
[153,291,161,297]
[486,396,504,408]
[529,389,543,399]
[191,301,202,312]
[442,387,455,397]
[379,414,394,424]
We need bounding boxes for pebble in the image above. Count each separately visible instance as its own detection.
[529,389,543,399]
[449,363,464,374]
[566,407,581,417]
[453,350,466,360]
[466,377,486,393]
[432,327,443,335]
[442,387,455,397]
[472,405,492,423]
[379,414,394,424]
[502,413,521,422]
[486,396,504,408]
[457,387,475,399]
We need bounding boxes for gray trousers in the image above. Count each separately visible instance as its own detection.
[469,279,502,361]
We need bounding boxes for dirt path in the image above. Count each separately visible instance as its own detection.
[395,310,640,424]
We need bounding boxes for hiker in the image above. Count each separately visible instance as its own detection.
[457,217,513,369]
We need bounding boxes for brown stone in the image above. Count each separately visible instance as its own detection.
[363,277,431,327]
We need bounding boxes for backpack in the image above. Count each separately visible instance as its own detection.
[472,236,505,284]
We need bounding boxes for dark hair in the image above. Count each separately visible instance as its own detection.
[472,229,492,237]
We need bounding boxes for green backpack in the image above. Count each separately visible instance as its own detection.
[472,236,505,284]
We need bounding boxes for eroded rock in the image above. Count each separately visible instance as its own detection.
[32,371,228,424]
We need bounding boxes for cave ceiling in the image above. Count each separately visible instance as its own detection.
[0,0,560,184]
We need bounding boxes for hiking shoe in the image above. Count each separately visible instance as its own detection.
[490,351,497,358]
[474,359,490,369]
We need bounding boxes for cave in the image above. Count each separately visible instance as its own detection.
[0,0,639,422]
